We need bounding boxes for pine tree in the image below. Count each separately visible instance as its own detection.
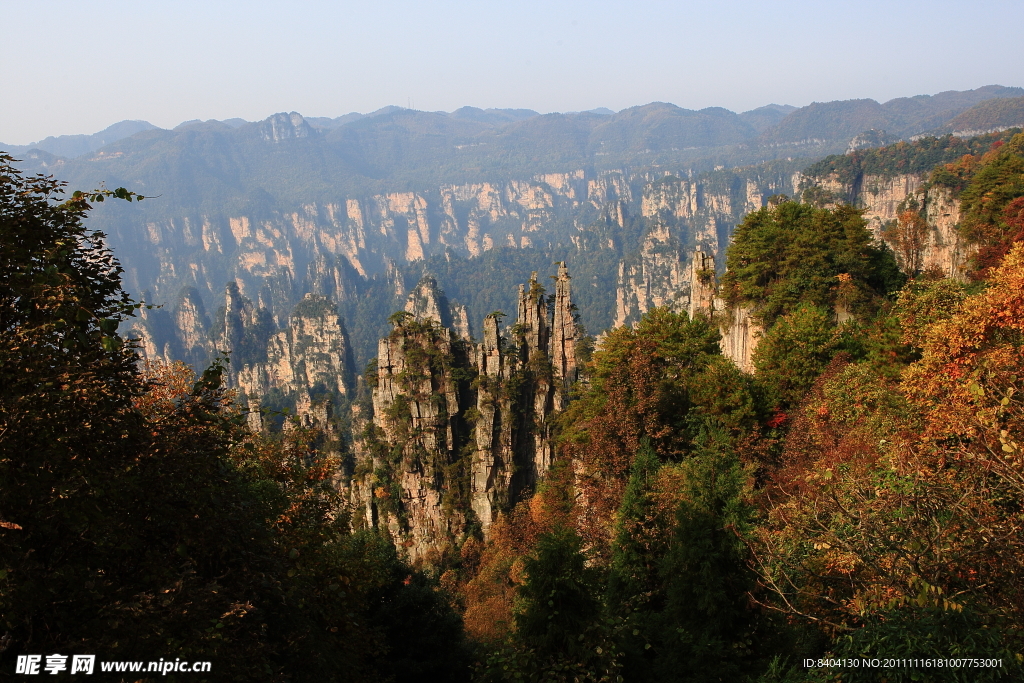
[653,425,758,683]
[516,526,601,657]
[606,439,663,679]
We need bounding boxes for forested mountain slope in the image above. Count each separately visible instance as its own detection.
[5,120,1024,681]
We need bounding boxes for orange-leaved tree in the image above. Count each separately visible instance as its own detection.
[752,244,1024,656]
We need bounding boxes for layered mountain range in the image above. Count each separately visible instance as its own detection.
[9,85,1023,164]
[5,85,1023,384]
[6,85,1023,565]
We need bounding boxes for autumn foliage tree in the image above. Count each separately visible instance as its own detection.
[882,209,931,275]
[750,244,1024,677]
[953,133,1024,274]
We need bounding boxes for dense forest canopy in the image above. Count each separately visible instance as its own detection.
[0,155,470,682]
[4,132,1024,682]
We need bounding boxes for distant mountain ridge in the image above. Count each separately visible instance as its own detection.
[2,120,158,159]
[3,83,1023,370]
[760,85,1024,144]
[939,96,1024,135]
[7,84,1020,163]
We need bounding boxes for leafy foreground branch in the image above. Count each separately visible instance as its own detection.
[0,155,470,682]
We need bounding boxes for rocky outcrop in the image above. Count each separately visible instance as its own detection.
[235,293,351,401]
[471,267,579,534]
[124,157,807,378]
[130,303,166,362]
[173,288,213,368]
[550,263,578,409]
[258,112,315,142]
[802,171,970,278]
[846,129,898,153]
[222,281,267,358]
[614,168,798,328]
[707,162,975,373]
[450,303,472,342]
[357,316,469,563]
[688,250,718,319]
[131,281,352,425]
[469,315,517,532]
[403,275,473,340]
[130,287,214,368]
[512,273,556,486]
[680,249,756,373]
[350,265,581,547]
[614,222,691,328]
[404,276,449,326]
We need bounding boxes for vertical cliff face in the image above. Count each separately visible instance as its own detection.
[222,281,264,355]
[215,282,279,396]
[349,265,581,547]
[450,303,472,342]
[362,318,469,563]
[171,288,212,368]
[920,187,967,276]
[469,315,517,533]
[131,283,246,373]
[718,305,761,374]
[516,274,550,358]
[120,169,620,325]
[285,296,351,398]
[110,163,649,376]
[803,172,970,277]
[614,168,799,328]
[131,304,165,361]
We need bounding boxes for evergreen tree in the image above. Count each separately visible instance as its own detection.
[653,425,758,683]
[606,440,663,680]
[753,305,845,411]
[0,154,285,676]
[722,200,902,328]
[516,527,601,657]
[607,440,663,608]
[478,526,620,682]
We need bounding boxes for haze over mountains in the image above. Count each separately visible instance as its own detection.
[4,119,160,160]
[7,85,1023,165]
[8,0,1024,669]
[4,84,1024,370]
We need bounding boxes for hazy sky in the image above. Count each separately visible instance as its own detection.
[3,0,1022,144]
